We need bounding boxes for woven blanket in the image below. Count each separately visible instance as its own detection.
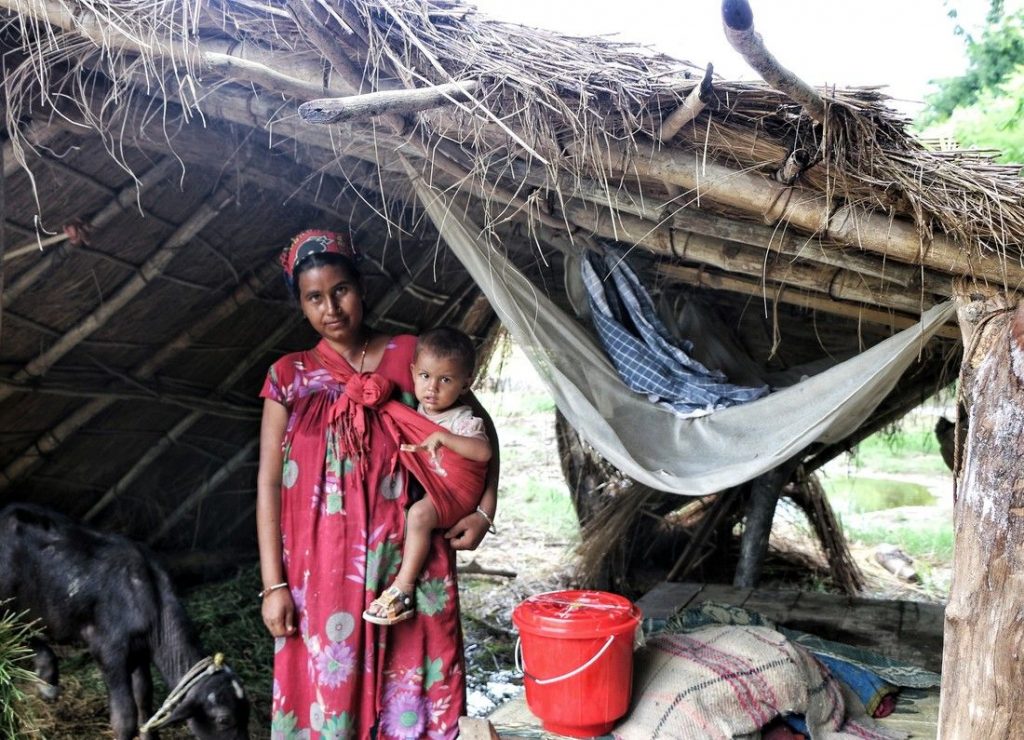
[613,625,907,740]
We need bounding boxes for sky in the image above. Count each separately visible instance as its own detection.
[468,0,997,117]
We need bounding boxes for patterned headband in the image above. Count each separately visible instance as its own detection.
[280,229,358,285]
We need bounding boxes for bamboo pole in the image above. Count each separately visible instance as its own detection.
[299,80,479,124]
[722,0,827,124]
[572,137,1024,289]
[658,264,962,340]
[669,207,952,295]
[0,183,234,406]
[568,204,940,317]
[0,260,280,493]
[147,438,259,546]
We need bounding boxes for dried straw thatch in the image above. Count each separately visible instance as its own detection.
[0,0,1004,548]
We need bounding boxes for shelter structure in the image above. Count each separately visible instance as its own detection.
[0,0,1021,734]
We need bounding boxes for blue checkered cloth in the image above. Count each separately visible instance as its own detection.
[582,249,769,416]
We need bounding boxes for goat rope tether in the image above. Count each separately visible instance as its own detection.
[139,653,227,732]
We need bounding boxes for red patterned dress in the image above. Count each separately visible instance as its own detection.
[261,335,464,740]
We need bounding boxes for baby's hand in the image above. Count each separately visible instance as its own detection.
[401,431,448,458]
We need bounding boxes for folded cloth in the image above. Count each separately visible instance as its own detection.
[613,625,906,740]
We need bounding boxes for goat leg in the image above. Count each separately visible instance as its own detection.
[29,637,60,700]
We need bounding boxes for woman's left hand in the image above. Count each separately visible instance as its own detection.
[444,510,490,550]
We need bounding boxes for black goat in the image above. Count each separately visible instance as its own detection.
[0,504,250,740]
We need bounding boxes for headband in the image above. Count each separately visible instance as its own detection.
[280,230,358,285]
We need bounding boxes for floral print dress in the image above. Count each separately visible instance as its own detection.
[261,335,464,740]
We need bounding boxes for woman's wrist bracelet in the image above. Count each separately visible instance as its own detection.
[475,506,497,535]
[259,582,289,599]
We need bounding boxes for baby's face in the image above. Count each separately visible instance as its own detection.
[411,352,470,414]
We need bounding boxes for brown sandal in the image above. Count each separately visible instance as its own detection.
[363,585,415,625]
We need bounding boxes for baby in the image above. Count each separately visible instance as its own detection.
[363,327,493,625]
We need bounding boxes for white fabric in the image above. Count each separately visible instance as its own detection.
[420,404,487,440]
[408,169,957,496]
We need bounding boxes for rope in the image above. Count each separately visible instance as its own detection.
[139,653,226,733]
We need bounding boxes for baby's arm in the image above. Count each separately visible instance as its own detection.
[417,429,492,462]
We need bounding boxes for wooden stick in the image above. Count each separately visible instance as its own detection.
[299,80,479,124]
[722,0,827,123]
[658,63,714,142]
[659,263,962,341]
[0,260,281,493]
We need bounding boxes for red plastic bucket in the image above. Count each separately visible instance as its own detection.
[512,590,641,738]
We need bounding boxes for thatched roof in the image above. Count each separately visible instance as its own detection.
[0,0,1002,552]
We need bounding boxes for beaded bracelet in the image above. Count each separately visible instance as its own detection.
[475,506,497,535]
[258,582,289,599]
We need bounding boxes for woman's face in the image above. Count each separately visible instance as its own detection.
[297,263,364,350]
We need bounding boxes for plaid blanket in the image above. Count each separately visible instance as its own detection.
[582,249,769,416]
[614,625,907,740]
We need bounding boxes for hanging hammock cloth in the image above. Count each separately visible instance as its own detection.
[407,166,956,496]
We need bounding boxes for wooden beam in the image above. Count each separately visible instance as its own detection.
[0,183,235,405]
[147,438,259,546]
[722,0,827,123]
[0,260,280,493]
[569,204,944,317]
[658,264,962,341]
[939,296,1024,736]
[669,207,952,295]
[571,137,1024,290]
[299,80,479,124]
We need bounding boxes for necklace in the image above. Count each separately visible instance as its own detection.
[354,336,369,373]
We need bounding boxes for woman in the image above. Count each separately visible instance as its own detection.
[256,230,498,739]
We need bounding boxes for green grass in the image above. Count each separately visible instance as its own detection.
[0,605,40,738]
[845,426,950,475]
[823,477,936,513]
[843,518,955,563]
[502,479,579,542]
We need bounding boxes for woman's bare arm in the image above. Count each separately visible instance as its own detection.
[257,398,296,636]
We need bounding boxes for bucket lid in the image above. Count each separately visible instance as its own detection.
[512,590,640,638]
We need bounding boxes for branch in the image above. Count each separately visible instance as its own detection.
[659,63,715,142]
[722,0,827,123]
[299,80,479,124]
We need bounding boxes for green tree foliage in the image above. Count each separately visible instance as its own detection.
[922,1,1024,124]
[918,1,1024,164]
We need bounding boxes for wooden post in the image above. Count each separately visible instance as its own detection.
[937,291,1024,737]
[733,457,802,588]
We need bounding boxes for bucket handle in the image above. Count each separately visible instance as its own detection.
[514,635,615,686]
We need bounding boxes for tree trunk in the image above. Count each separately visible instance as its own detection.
[733,457,802,588]
[938,295,1024,737]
